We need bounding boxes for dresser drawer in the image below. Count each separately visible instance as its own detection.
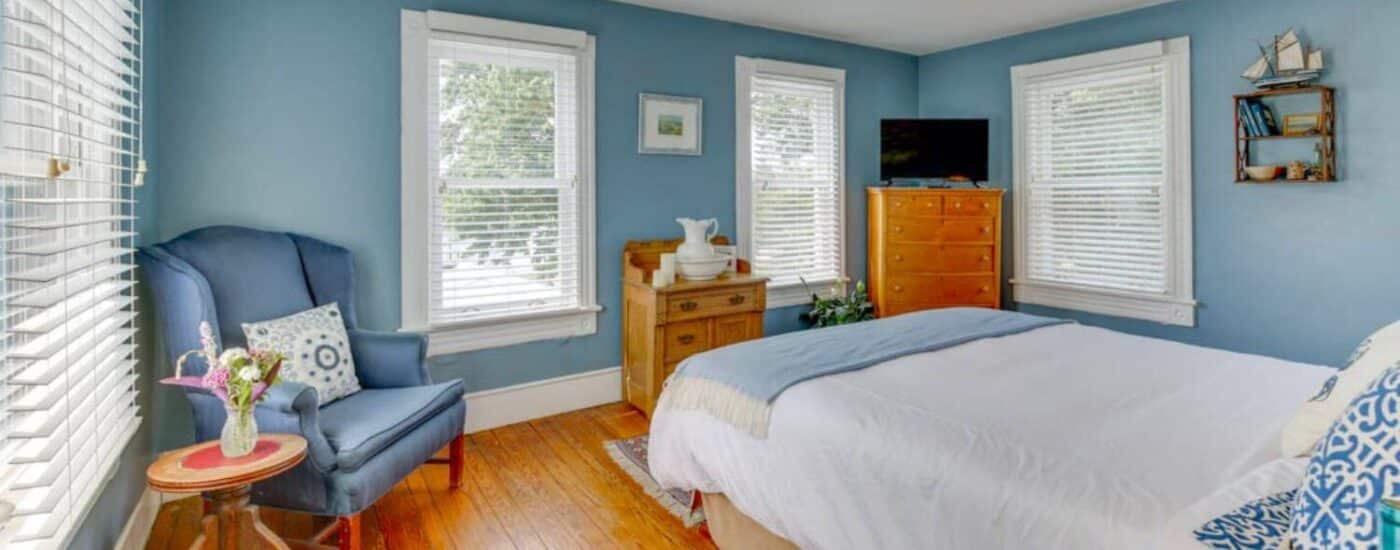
[665,287,759,321]
[664,319,711,362]
[942,195,997,216]
[884,194,942,218]
[884,243,995,274]
[886,217,995,243]
[884,274,996,305]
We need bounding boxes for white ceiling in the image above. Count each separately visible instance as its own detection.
[612,0,1175,55]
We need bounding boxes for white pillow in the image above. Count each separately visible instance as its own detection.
[1279,320,1400,457]
[243,303,361,404]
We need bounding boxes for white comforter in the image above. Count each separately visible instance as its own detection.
[649,323,1331,549]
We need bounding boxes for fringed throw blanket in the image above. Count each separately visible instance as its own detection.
[655,307,1069,437]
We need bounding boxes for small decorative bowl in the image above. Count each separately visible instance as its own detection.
[1244,165,1283,181]
[677,255,731,280]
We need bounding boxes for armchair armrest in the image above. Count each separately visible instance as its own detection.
[348,329,430,388]
[253,383,338,473]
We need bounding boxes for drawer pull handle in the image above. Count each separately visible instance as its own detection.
[982,202,990,209]
[979,286,990,293]
[893,284,903,292]
[729,294,747,305]
[981,255,991,262]
[893,254,904,261]
[679,301,698,311]
[893,200,904,207]
[953,202,963,209]
[924,201,935,208]
[980,226,991,234]
[894,226,904,233]
[678,334,695,344]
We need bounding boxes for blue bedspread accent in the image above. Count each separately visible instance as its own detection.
[672,307,1069,404]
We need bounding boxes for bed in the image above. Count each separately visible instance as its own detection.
[648,318,1332,549]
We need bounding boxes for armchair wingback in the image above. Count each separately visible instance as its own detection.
[139,226,464,549]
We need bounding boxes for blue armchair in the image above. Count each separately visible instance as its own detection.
[139,226,465,550]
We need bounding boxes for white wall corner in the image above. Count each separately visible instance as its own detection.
[463,366,622,433]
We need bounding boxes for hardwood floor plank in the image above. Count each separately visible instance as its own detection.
[143,404,714,550]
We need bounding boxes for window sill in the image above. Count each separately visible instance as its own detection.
[1010,279,1195,327]
[414,306,601,356]
[765,279,845,310]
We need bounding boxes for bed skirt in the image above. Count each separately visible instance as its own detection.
[702,493,797,550]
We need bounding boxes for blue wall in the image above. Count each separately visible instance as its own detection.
[918,0,1399,366]
[151,0,916,448]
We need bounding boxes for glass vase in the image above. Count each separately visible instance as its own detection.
[220,404,258,457]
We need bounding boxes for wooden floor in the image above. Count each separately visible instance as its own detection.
[144,403,716,549]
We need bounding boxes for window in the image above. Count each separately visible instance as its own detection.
[736,57,846,308]
[1010,37,1195,326]
[401,11,597,355]
[0,0,144,547]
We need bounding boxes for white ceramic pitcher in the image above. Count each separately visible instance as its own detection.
[675,217,718,261]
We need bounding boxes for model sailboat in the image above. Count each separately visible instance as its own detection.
[1242,28,1324,88]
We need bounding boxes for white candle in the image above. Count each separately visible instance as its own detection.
[651,269,668,289]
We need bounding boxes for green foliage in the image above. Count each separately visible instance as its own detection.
[799,279,875,328]
[436,60,562,278]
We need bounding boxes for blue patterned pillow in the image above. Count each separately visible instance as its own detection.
[1195,490,1297,549]
[1290,363,1400,549]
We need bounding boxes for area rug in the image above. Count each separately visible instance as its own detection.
[604,435,705,527]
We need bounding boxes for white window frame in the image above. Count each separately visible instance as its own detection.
[1010,37,1195,326]
[735,56,848,309]
[400,10,599,356]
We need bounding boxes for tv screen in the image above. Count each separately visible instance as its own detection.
[881,119,988,182]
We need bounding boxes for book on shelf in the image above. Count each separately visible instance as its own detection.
[1250,100,1279,136]
[1238,100,1260,136]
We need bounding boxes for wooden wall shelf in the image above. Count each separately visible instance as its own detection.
[1233,85,1336,184]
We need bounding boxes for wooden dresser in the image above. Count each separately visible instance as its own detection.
[622,238,767,417]
[867,187,1004,317]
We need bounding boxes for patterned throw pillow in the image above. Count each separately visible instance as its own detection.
[1194,490,1297,550]
[1290,364,1400,548]
[243,303,361,404]
[1281,321,1400,456]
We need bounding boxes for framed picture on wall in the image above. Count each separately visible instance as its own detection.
[638,93,702,155]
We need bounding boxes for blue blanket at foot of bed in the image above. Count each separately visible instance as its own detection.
[655,307,1069,437]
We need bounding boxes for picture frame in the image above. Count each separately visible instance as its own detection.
[1282,112,1323,136]
[638,93,702,155]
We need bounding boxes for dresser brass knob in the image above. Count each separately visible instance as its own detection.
[953,202,962,209]
[679,301,698,311]
[981,255,990,262]
[894,254,903,261]
[678,334,695,344]
[982,202,990,209]
[893,285,903,292]
[893,200,904,207]
[979,286,990,293]
[728,294,746,305]
[980,226,990,234]
[925,201,935,208]
[894,226,903,233]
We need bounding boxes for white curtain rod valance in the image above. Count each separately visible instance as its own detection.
[424,10,589,50]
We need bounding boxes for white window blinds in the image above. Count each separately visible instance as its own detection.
[425,36,585,325]
[1012,38,1193,326]
[739,59,844,295]
[0,0,143,547]
[1023,60,1168,293]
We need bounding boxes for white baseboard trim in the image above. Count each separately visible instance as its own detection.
[114,489,162,550]
[465,366,621,433]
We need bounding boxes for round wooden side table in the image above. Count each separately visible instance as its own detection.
[147,434,307,550]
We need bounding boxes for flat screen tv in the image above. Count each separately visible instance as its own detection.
[881,119,988,183]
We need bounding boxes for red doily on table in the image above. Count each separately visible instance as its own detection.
[181,439,282,470]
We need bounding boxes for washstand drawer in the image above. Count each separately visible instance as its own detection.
[666,287,759,321]
[664,320,711,362]
[886,217,996,243]
[884,243,995,274]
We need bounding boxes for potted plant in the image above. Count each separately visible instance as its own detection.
[799,279,875,328]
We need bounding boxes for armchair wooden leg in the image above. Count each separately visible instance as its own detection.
[338,514,361,550]
[449,433,465,489]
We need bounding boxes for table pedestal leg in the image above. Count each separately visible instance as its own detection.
[189,485,289,550]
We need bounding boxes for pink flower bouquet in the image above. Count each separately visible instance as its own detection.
[160,321,284,412]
